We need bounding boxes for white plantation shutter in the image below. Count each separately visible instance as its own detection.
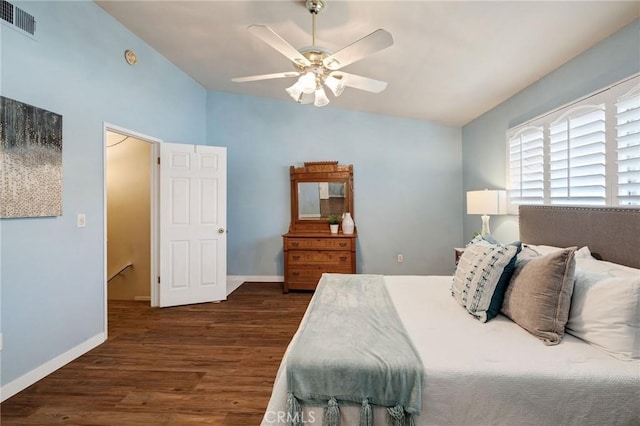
[615,87,640,205]
[508,127,544,205]
[549,105,606,205]
[506,74,639,208]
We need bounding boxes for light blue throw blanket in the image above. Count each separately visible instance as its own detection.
[286,274,424,426]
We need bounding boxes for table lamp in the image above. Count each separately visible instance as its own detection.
[466,189,507,236]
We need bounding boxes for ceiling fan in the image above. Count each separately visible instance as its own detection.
[231,0,394,107]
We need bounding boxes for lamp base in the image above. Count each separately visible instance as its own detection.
[481,214,491,236]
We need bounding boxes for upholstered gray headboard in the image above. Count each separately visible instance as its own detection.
[519,205,640,269]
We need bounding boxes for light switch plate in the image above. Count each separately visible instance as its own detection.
[77,213,86,228]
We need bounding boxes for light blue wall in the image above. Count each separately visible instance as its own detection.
[0,1,206,387]
[461,19,640,244]
[207,92,463,277]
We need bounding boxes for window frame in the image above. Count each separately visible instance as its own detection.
[506,74,640,212]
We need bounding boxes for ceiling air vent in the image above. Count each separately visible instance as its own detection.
[0,0,14,24]
[0,0,35,36]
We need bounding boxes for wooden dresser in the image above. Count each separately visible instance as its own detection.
[283,232,357,292]
[283,161,357,292]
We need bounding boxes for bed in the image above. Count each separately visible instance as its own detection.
[262,206,640,426]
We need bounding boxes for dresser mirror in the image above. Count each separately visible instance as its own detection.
[289,161,354,233]
[297,182,346,220]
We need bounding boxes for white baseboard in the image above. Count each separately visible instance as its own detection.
[133,296,151,301]
[227,275,283,296]
[0,332,106,402]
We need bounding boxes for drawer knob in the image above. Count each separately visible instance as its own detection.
[291,242,299,247]
[339,243,347,247]
[292,272,300,276]
[292,256,300,260]
[340,256,347,261]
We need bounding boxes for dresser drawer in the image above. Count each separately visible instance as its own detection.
[282,232,357,293]
[287,267,353,285]
[285,238,352,251]
[287,251,352,266]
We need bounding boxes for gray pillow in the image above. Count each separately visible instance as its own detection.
[501,247,577,345]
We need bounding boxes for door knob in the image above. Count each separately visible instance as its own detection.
[218,228,225,234]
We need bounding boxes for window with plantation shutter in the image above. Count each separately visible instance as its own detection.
[508,127,544,206]
[615,87,640,205]
[506,74,639,209]
[549,105,606,205]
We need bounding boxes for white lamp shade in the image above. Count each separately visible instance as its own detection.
[299,93,314,104]
[299,72,317,94]
[466,189,507,215]
[314,87,330,107]
[325,75,345,97]
[285,82,304,102]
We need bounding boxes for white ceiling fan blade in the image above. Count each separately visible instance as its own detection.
[322,29,393,71]
[336,72,388,93]
[248,25,311,67]
[232,71,300,83]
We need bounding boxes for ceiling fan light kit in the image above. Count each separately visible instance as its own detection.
[313,86,330,107]
[324,75,345,97]
[232,0,393,107]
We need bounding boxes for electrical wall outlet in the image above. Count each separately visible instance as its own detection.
[397,254,404,263]
[0,333,3,351]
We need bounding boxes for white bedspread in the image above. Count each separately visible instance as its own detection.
[262,276,640,426]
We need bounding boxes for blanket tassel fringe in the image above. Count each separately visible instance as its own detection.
[288,396,415,426]
[387,405,415,426]
[323,397,340,426]
[287,393,303,426]
[359,399,373,426]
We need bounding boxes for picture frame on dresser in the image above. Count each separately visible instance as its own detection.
[282,161,356,293]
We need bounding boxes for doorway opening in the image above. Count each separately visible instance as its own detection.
[103,124,161,328]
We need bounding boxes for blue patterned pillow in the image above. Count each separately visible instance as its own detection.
[451,237,521,322]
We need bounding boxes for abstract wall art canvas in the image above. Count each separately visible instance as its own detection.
[0,96,63,218]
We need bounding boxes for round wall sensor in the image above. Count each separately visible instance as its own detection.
[124,50,137,66]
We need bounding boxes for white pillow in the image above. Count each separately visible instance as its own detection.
[576,256,640,277]
[575,245,594,259]
[566,262,640,361]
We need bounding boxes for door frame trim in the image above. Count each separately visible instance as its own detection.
[103,123,162,338]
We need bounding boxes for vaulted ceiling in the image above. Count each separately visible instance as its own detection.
[97,1,639,126]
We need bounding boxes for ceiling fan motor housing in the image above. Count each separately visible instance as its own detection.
[295,49,343,88]
[305,0,325,15]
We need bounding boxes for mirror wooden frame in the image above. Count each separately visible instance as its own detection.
[288,161,354,233]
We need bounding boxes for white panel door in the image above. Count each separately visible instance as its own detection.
[159,143,227,307]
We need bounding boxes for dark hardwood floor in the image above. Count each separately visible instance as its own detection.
[1,283,312,425]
